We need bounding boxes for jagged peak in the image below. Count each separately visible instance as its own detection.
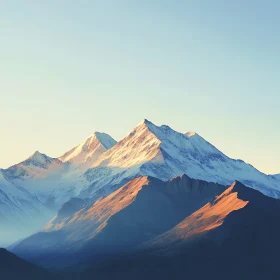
[20,150,57,167]
[28,150,44,158]
[77,131,116,150]
[92,121,164,168]
[139,118,153,126]
[27,151,51,162]
[95,120,213,169]
[137,121,206,147]
[124,119,161,142]
[135,119,157,131]
[134,119,183,141]
[59,131,116,164]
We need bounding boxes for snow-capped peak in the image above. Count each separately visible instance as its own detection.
[19,151,60,169]
[4,150,63,181]
[59,132,116,164]
[134,119,157,133]
[92,120,163,168]
[139,118,154,126]
[88,120,280,198]
[92,120,206,170]
[27,151,51,164]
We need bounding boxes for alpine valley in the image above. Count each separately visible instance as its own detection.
[1,120,280,280]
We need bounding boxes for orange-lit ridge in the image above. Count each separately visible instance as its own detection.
[44,176,150,240]
[146,182,248,246]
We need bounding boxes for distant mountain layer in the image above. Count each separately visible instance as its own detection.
[1,120,280,245]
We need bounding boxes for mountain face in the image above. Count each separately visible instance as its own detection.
[59,132,116,167]
[0,152,67,245]
[11,175,225,266]
[1,120,280,246]
[0,169,52,246]
[144,181,249,249]
[79,119,280,200]
[4,151,66,206]
[5,151,64,179]
[100,181,280,280]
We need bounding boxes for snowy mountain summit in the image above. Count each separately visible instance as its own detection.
[82,119,280,199]
[59,132,116,165]
[27,151,54,166]
[5,151,63,179]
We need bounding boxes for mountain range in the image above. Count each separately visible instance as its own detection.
[1,119,280,279]
[1,119,279,246]
[10,175,280,280]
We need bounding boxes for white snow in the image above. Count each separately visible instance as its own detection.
[86,119,280,198]
[92,120,163,168]
[28,151,48,163]
[59,132,116,166]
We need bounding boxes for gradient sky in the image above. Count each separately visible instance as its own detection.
[1,0,279,174]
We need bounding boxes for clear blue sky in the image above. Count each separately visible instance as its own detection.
[1,0,279,174]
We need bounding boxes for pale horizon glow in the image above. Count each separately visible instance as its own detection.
[1,1,279,174]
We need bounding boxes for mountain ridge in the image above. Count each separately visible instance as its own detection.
[1,119,280,246]
[80,119,280,199]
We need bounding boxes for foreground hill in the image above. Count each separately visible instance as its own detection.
[11,175,225,266]
[0,248,51,280]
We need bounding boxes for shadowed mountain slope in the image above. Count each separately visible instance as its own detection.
[10,176,280,280]
[82,181,280,280]
[144,181,249,249]
[12,175,224,266]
